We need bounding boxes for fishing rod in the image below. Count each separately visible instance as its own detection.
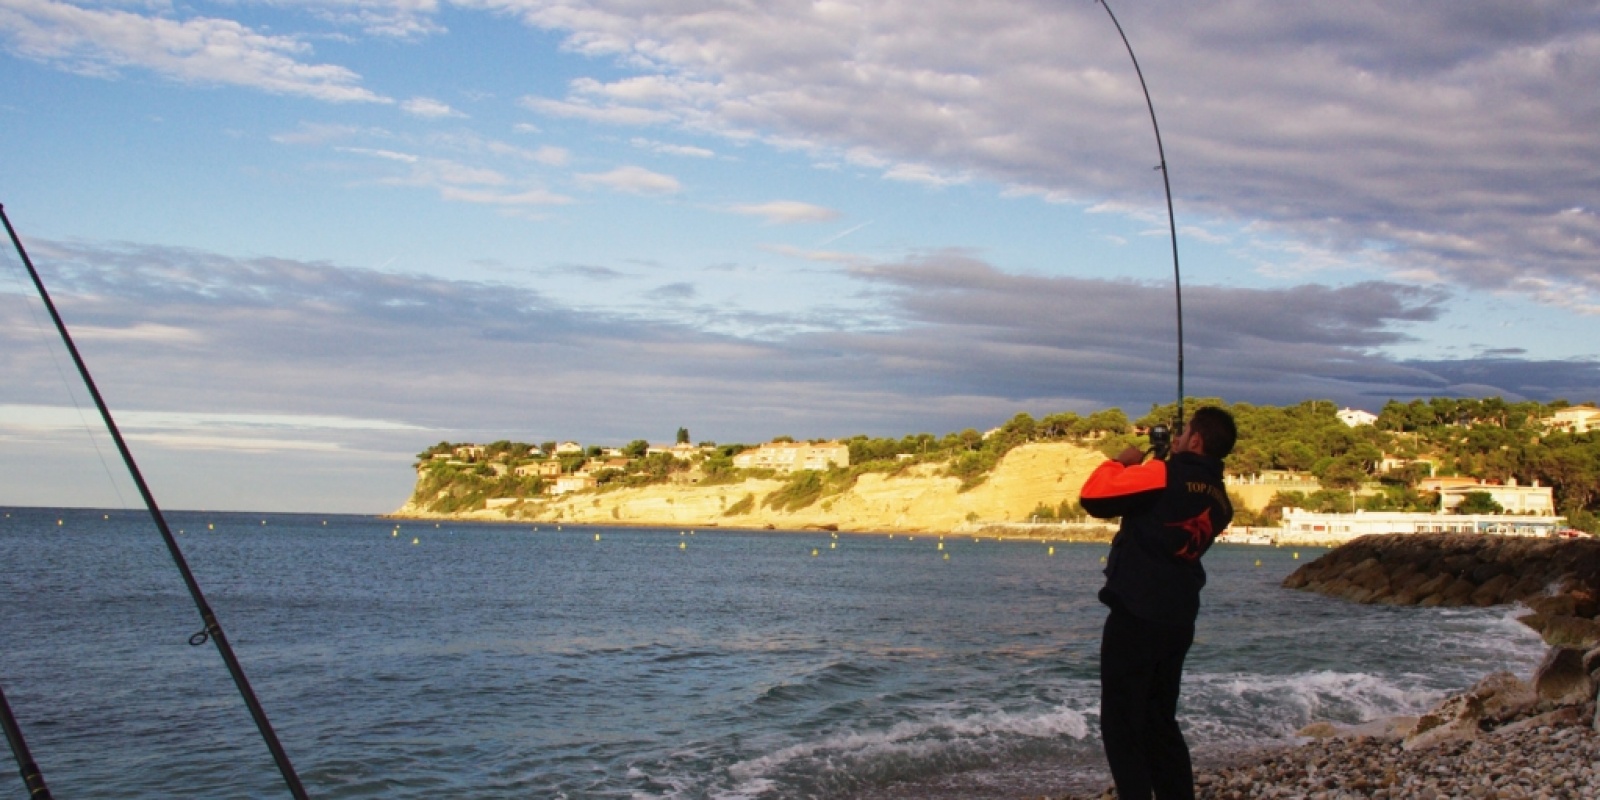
[1096,0,1186,444]
[0,204,311,800]
[0,684,52,799]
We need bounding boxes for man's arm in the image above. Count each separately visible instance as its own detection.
[1079,447,1166,519]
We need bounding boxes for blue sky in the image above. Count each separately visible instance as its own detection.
[2,0,1598,512]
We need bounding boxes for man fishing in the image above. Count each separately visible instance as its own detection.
[1079,406,1236,800]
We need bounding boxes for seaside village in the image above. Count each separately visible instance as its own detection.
[423,403,1598,547]
[1226,405,1591,546]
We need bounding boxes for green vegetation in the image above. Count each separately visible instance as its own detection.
[405,396,1600,533]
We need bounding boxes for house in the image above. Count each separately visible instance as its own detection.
[550,474,598,495]
[554,441,584,455]
[1337,407,1378,427]
[1377,455,1435,477]
[731,441,850,473]
[1422,477,1557,516]
[515,461,563,478]
[453,444,487,461]
[1544,405,1600,434]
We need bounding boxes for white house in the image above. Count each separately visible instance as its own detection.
[1336,407,1378,427]
[1544,405,1600,434]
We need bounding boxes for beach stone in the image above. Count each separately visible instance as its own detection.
[1533,647,1594,706]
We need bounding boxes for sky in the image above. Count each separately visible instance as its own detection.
[2,0,1598,513]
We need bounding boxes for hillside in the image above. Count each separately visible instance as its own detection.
[392,442,1109,532]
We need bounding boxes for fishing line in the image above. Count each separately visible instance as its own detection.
[1097,0,1186,432]
[0,242,134,511]
[0,204,311,800]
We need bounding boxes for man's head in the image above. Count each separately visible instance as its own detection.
[1178,406,1236,460]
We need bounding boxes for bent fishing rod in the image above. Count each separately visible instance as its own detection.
[0,204,310,800]
[1097,0,1187,438]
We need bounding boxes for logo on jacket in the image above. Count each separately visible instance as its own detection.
[1167,510,1215,561]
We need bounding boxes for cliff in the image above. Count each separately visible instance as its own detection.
[393,442,1110,533]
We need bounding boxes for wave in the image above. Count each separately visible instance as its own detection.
[716,704,1092,799]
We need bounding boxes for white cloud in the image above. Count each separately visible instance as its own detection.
[729,201,840,225]
[438,186,574,206]
[577,165,681,195]
[520,95,673,126]
[0,0,389,103]
[479,0,1600,311]
[631,137,714,158]
[71,322,203,344]
[401,96,465,118]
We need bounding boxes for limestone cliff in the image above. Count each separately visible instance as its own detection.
[393,442,1110,533]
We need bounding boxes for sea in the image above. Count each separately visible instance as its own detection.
[0,506,1548,799]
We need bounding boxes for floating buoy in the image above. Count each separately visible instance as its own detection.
[392,530,398,538]
[1255,559,1262,567]
[812,548,819,556]
[595,533,601,541]
[679,541,687,550]
[1048,546,1055,556]
[103,514,109,520]
[829,542,836,549]
[1293,552,1300,560]
[937,542,944,550]
[57,519,63,526]
[208,523,214,531]
[412,537,419,545]
[943,553,950,561]
[261,520,267,525]
[1100,556,1106,563]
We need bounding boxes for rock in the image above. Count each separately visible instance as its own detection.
[1404,688,1486,750]
[1536,615,1600,649]
[1524,594,1578,617]
[1297,721,1339,738]
[1492,705,1586,736]
[1469,573,1516,606]
[1532,647,1595,706]
[1473,671,1537,723]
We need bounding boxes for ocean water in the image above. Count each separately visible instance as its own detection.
[0,507,1547,799]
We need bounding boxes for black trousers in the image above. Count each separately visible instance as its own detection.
[1099,606,1197,800]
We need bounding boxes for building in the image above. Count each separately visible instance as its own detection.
[731,441,850,473]
[453,444,487,461]
[1337,407,1378,427]
[515,461,563,478]
[554,441,584,455]
[1277,508,1568,545]
[1419,477,1556,516]
[1544,405,1600,434]
[550,474,597,495]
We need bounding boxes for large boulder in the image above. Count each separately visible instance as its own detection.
[1533,647,1596,706]
[1521,614,1600,650]
[1403,671,1534,750]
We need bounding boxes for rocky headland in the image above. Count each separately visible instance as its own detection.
[1058,533,1600,799]
[395,442,1114,535]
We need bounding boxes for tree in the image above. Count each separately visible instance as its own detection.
[1454,491,1503,515]
[676,427,690,444]
[623,439,650,459]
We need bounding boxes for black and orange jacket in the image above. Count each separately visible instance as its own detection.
[1079,450,1232,625]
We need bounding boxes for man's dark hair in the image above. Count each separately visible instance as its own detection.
[1188,406,1236,460]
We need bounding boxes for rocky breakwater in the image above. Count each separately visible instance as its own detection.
[1231,533,1600,799]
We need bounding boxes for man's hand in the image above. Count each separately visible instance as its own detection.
[1113,446,1145,467]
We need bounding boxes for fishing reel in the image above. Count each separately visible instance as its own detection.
[1147,425,1172,460]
